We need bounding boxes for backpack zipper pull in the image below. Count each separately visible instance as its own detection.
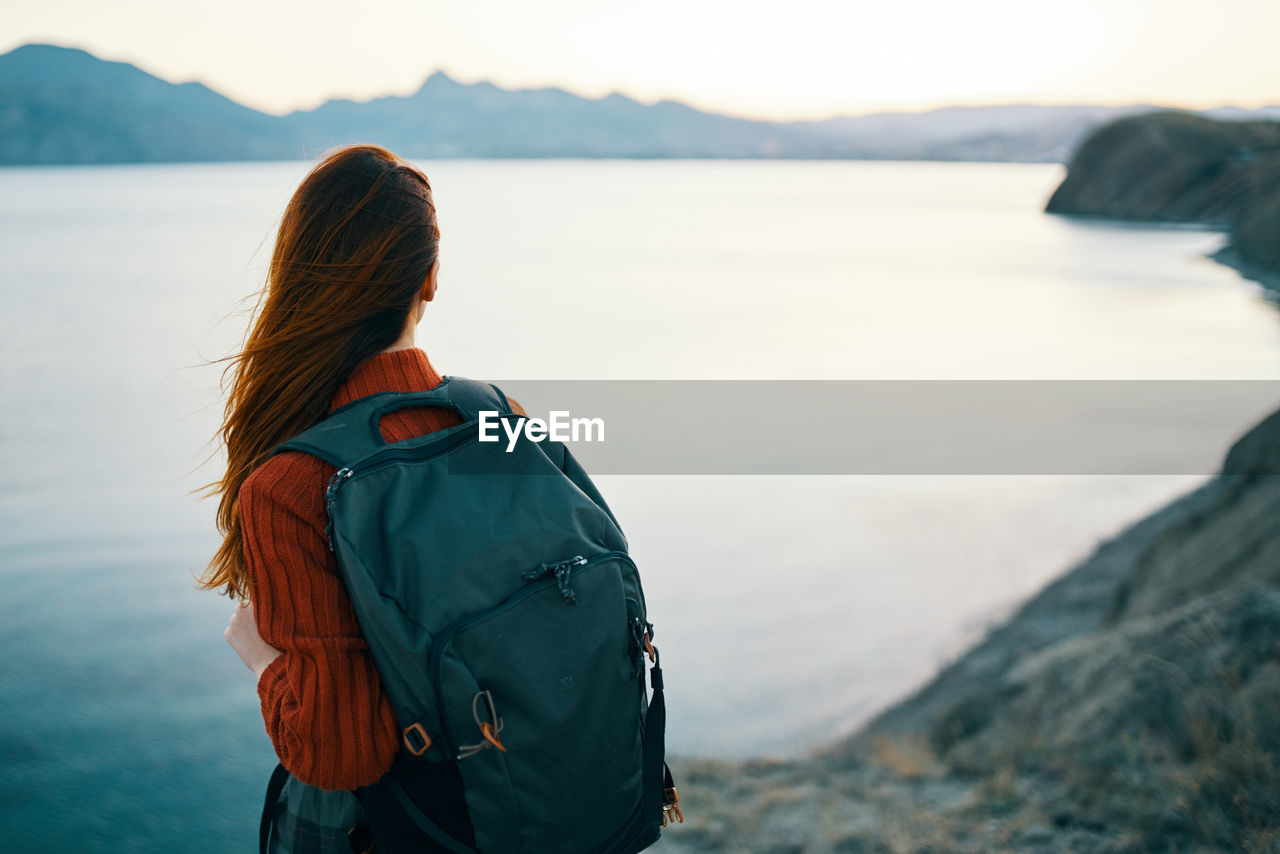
[323,467,354,552]
[522,555,586,604]
[553,558,583,604]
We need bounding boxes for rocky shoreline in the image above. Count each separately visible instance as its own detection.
[656,113,1280,853]
[658,402,1280,854]
[1045,110,1280,300]
[1213,245,1280,301]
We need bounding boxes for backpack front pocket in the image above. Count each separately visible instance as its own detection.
[430,554,646,853]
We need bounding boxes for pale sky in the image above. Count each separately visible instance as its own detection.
[4,0,1277,120]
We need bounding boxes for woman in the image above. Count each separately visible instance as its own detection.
[204,144,523,850]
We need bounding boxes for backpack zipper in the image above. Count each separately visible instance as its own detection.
[427,550,638,755]
[323,467,354,552]
[322,429,476,551]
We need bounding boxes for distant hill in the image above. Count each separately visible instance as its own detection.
[0,44,294,163]
[1046,111,1280,288]
[3,43,1279,166]
[784,104,1157,162]
[277,69,824,159]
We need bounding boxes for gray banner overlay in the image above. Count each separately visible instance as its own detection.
[464,380,1280,475]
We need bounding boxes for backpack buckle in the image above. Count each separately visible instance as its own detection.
[662,787,683,826]
[402,722,432,756]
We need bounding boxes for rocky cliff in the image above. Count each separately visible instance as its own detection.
[1046,111,1280,291]
[661,408,1280,853]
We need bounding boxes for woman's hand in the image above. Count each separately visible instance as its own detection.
[226,599,283,680]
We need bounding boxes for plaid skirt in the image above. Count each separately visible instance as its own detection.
[264,766,371,854]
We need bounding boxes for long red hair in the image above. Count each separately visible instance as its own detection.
[201,144,440,599]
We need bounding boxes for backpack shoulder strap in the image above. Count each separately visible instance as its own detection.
[269,376,513,469]
[259,762,290,854]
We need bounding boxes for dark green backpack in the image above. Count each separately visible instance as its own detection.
[257,377,678,854]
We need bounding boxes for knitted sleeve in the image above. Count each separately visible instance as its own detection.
[239,452,401,791]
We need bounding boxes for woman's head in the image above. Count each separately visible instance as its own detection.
[201,144,440,598]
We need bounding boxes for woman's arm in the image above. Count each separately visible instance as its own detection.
[236,454,402,792]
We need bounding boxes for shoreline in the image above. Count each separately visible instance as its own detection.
[1211,244,1280,302]
[660,414,1280,853]
[1044,111,1280,308]
[1046,209,1280,303]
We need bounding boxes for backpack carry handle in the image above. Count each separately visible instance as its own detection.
[271,377,516,469]
[364,379,513,448]
[365,389,469,447]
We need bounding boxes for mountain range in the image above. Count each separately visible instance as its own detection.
[3,43,1278,166]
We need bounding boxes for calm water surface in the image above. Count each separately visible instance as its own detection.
[2,160,1279,852]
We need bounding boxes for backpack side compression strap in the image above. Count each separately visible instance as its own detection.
[643,652,668,830]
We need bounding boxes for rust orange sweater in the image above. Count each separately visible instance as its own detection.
[239,347,521,791]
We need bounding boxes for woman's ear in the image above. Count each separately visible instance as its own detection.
[415,259,439,324]
[422,258,440,303]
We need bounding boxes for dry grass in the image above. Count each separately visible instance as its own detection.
[868,735,937,780]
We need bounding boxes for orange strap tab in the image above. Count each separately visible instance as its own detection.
[662,786,683,825]
[480,720,507,752]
